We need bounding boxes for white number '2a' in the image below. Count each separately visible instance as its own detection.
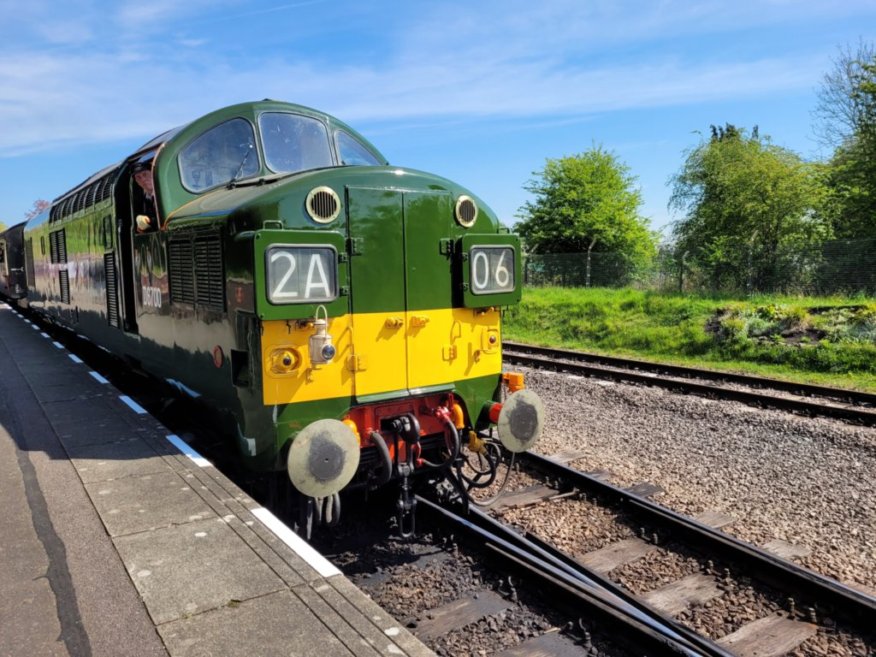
[271,251,331,299]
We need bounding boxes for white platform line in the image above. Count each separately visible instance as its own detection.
[68,354,83,364]
[30,325,39,330]
[165,434,212,468]
[39,331,49,338]
[251,507,341,578]
[119,395,147,414]
[52,341,64,349]
[88,371,109,384]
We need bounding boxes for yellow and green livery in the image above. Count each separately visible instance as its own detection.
[17,100,544,525]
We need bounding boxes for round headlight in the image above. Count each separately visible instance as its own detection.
[455,195,478,228]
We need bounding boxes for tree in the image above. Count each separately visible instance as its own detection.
[515,147,656,286]
[815,44,876,239]
[669,124,829,291]
[0,221,6,232]
[814,41,876,148]
[24,199,51,221]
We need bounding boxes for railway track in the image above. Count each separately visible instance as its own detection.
[418,497,735,656]
[20,310,874,654]
[460,451,875,656]
[318,503,639,657]
[503,341,876,426]
[318,457,873,657]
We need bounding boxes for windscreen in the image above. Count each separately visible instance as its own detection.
[259,113,333,174]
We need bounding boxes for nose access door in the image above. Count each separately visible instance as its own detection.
[403,192,455,392]
[347,188,455,400]
[347,188,408,400]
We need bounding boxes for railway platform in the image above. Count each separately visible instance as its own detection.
[0,303,433,657]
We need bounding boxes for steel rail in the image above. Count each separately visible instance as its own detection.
[465,504,736,657]
[502,345,876,426]
[417,495,732,657]
[504,341,876,406]
[519,452,876,628]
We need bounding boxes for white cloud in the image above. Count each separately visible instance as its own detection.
[113,0,238,30]
[176,37,209,48]
[0,47,818,156]
[0,0,872,157]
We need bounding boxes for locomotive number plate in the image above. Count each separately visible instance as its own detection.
[470,246,515,295]
[266,245,338,304]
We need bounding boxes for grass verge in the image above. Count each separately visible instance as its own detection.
[503,287,876,392]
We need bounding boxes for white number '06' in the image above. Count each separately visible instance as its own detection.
[472,249,510,291]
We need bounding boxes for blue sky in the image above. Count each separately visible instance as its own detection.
[0,1,874,237]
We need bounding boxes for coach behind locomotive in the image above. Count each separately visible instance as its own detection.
[0,221,27,301]
[16,100,543,529]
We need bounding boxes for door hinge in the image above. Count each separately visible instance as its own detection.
[439,238,454,255]
[347,237,364,255]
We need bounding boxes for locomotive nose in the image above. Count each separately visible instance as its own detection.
[287,419,360,497]
[496,388,545,453]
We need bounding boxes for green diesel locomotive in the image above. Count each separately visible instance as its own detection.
[16,100,544,529]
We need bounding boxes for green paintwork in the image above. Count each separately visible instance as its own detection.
[347,188,405,314]
[19,100,519,479]
[455,373,504,431]
[404,191,454,311]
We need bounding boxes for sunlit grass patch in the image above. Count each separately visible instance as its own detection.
[504,287,876,391]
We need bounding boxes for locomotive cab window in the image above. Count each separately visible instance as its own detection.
[265,245,337,304]
[259,113,333,175]
[336,131,382,166]
[179,118,259,192]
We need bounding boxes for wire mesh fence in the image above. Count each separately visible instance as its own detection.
[523,238,876,295]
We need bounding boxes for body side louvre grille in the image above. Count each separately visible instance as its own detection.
[169,239,196,305]
[59,270,70,304]
[57,229,67,263]
[49,231,58,264]
[104,253,119,327]
[25,239,35,285]
[194,236,225,310]
[49,229,67,264]
[98,176,113,202]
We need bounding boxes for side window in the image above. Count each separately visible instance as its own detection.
[0,244,5,264]
[179,118,258,193]
[103,215,114,250]
[259,113,333,174]
[336,131,382,166]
